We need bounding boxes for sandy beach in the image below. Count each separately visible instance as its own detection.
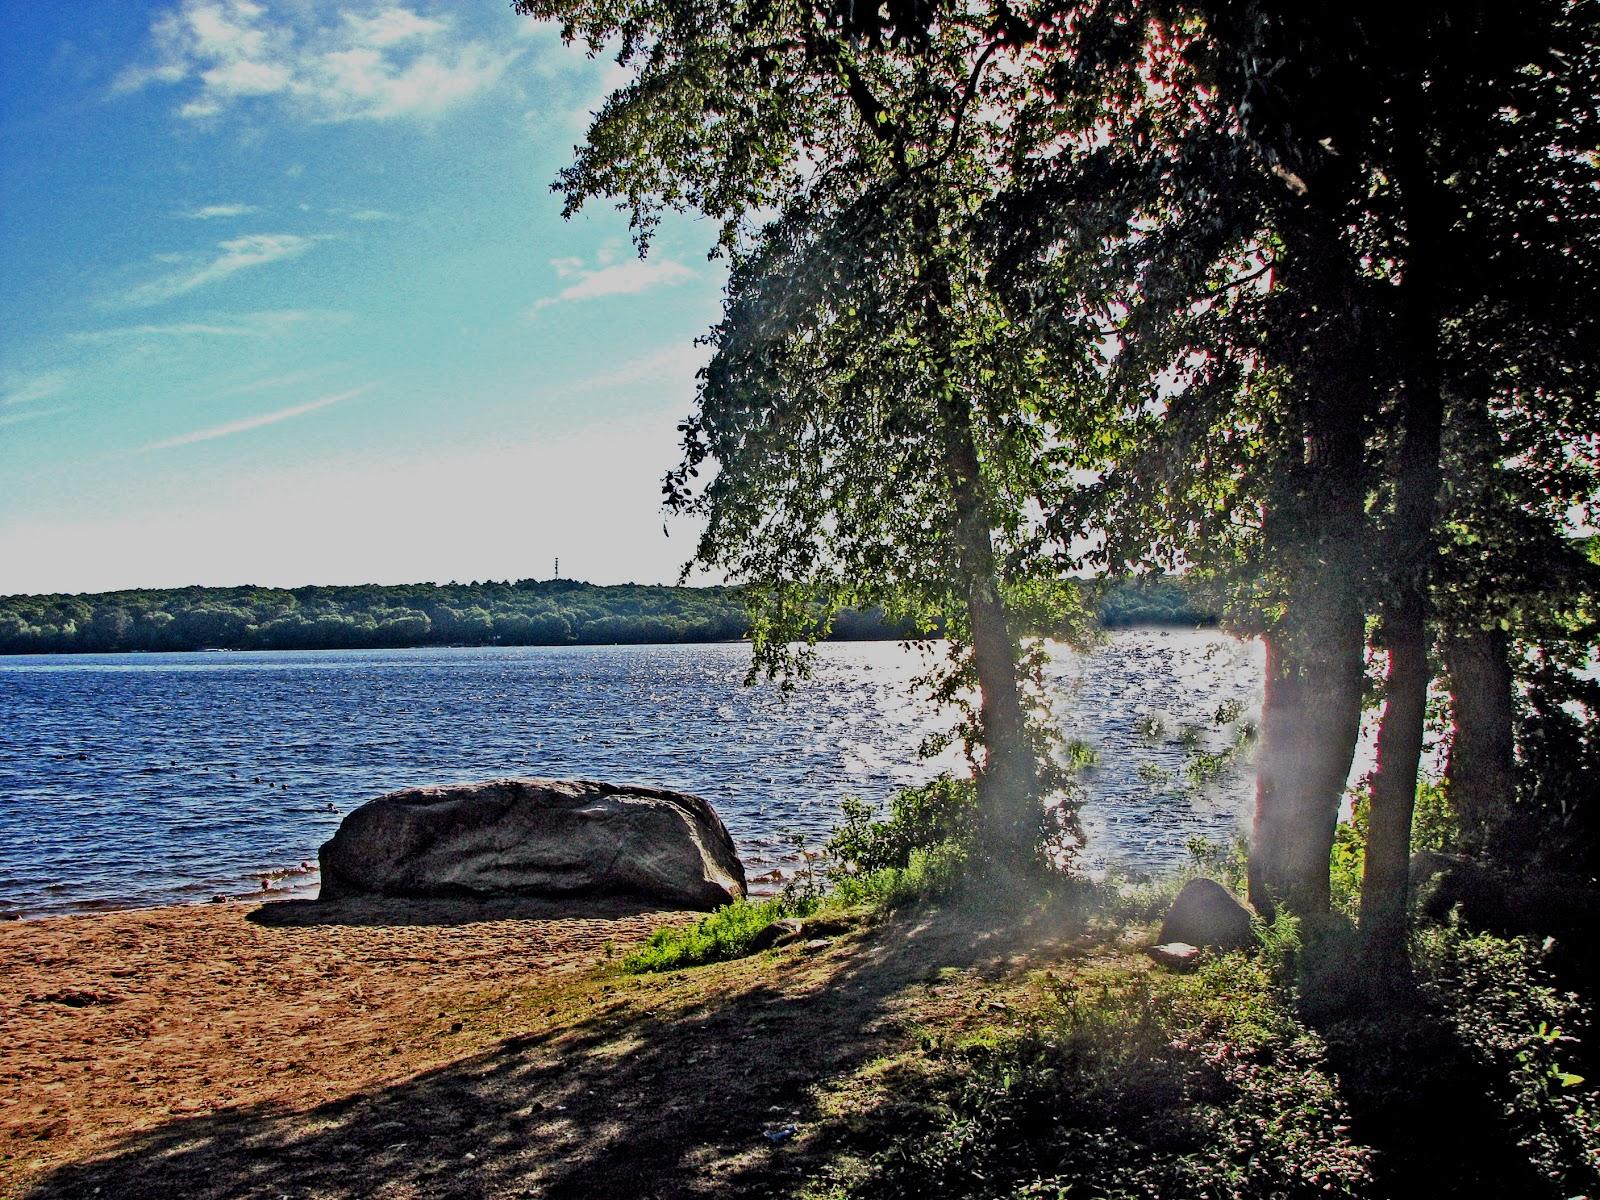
[0,895,686,1196]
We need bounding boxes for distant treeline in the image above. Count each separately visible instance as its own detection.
[0,577,1212,656]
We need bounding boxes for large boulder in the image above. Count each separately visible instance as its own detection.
[1157,877,1255,952]
[318,778,746,910]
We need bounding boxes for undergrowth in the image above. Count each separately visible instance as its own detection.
[820,954,1375,1200]
[622,778,971,974]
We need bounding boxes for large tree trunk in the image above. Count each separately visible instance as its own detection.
[1444,627,1518,854]
[1249,576,1366,918]
[938,376,1036,871]
[921,216,1038,876]
[1248,209,1371,921]
[1360,89,1448,966]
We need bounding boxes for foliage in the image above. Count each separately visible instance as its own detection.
[828,843,968,912]
[837,958,1374,1200]
[0,577,1205,656]
[1513,662,1600,874]
[1330,777,1460,915]
[0,579,750,654]
[1410,926,1599,1192]
[827,777,977,877]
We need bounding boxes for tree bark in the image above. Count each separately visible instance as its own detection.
[1247,209,1371,921]
[1249,575,1366,918]
[1360,84,1448,966]
[1444,626,1518,854]
[921,215,1038,876]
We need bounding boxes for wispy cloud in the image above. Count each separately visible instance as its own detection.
[205,365,342,401]
[139,387,364,452]
[117,2,518,124]
[123,234,324,307]
[75,310,318,340]
[530,255,695,313]
[180,202,260,220]
[0,406,72,428]
[0,370,70,408]
[345,208,396,222]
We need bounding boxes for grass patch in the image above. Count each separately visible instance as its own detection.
[621,895,816,974]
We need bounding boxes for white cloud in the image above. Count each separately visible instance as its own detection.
[344,7,445,47]
[181,202,261,220]
[138,387,363,452]
[530,255,695,312]
[73,310,317,340]
[117,1,518,124]
[124,233,324,307]
[0,370,70,408]
[345,208,395,221]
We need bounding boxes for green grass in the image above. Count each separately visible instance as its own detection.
[622,843,966,975]
[620,895,817,974]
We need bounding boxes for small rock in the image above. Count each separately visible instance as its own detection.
[747,918,806,953]
[1147,942,1202,970]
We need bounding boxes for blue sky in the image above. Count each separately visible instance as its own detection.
[0,1,727,594]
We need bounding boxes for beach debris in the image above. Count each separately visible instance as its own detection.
[27,988,122,1008]
[763,1125,798,1144]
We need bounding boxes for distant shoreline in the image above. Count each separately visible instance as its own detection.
[0,577,1215,657]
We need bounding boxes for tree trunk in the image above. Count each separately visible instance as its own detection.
[1249,580,1366,918]
[937,375,1036,871]
[1248,208,1371,921]
[1444,626,1518,854]
[921,215,1038,876]
[1360,86,1447,967]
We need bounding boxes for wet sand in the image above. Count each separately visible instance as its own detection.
[0,895,685,1194]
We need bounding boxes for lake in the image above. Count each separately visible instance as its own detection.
[0,629,1263,916]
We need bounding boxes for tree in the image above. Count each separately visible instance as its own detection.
[982,1,1382,917]
[515,0,1096,873]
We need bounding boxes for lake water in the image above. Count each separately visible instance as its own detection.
[0,629,1264,917]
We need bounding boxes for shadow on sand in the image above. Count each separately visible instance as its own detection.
[248,893,677,930]
[28,901,1087,1200]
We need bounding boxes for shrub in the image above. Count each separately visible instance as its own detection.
[827,776,976,875]
[842,957,1374,1199]
[829,843,967,911]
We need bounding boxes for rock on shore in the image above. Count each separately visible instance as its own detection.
[318,778,747,910]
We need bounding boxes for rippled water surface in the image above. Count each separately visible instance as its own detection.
[0,630,1263,915]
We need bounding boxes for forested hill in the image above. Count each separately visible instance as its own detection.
[0,577,1210,656]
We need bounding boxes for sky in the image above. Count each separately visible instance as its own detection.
[0,0,729,595]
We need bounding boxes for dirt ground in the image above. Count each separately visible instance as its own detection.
[1,895,1086,1199]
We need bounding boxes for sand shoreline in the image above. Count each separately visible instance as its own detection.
[0,893,687,1196]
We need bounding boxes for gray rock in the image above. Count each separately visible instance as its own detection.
[1157,878,1255,952]
[747,917,806,952]
[318,778,746,910]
